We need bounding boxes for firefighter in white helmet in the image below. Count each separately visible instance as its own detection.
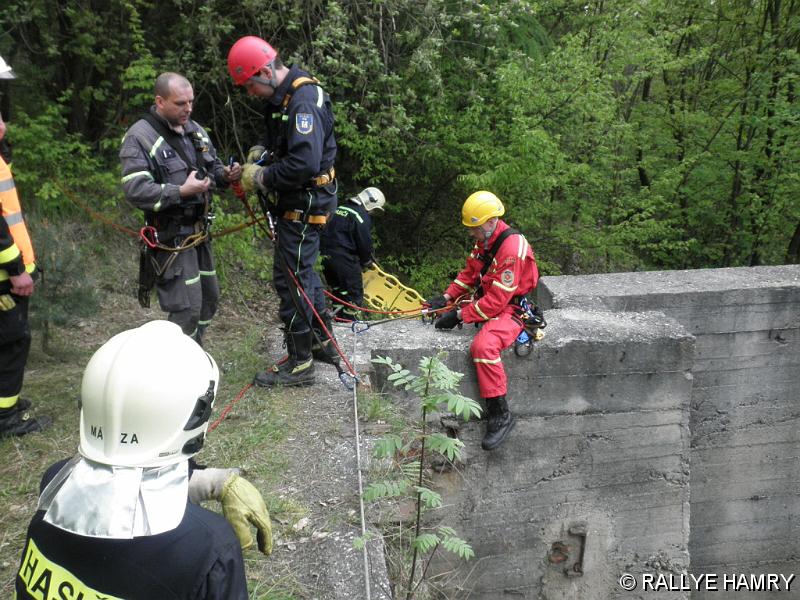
[15,321,272,600]
[321,187,386,321]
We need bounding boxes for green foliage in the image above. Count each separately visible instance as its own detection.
[209,200,273,287]
[27,218,102,352]
[365,353,479,597]
[8,109,120,216]
[3,0,799,296]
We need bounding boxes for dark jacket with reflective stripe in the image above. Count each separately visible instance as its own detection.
[119,108,227,219]
[258,66,337,193]
[16,460,248,600]
[320,200,373,266]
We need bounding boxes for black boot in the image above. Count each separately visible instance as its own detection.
[312,312,340,366]
[193,323,208,348]
[0,400,51,438]
[481,395,515,451]
[254,329,316,387]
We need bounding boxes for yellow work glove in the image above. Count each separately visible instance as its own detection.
[241,162,267,195]
[221,474,274,555]
[246,145,266,164]
[189,468,273,555]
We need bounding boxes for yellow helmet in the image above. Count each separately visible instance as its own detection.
[461,191,505,227]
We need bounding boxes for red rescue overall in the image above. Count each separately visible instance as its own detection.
[444,220,539,398]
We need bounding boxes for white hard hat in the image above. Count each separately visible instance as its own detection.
[352,187,385,212]
[0,56,16,79]
[79,320,219,468]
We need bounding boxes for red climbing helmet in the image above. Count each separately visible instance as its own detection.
[227,36,278,86]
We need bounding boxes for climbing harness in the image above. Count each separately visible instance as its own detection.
[243,183,358,391]
[512,296,547,357]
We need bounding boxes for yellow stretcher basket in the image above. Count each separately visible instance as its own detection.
[362,264,425,317]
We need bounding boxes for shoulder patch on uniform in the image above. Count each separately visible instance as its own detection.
[296,113,314,135]
[501,269,514,287]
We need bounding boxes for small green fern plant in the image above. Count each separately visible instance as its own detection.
[363,353,482,599]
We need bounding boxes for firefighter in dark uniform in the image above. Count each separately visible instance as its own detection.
[227,36,338,387]
[16,321,273,600]
[427,191,539,451]
[120,73,241,346]
[0,55,50,437]
[321,187,385,321]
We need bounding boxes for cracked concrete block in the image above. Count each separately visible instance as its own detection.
[368,308,693,599]
[541,265,800,597]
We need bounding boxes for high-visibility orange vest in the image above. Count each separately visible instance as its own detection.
[0,155,35,281]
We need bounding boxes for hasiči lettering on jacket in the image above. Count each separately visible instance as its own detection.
[19,537,124,600]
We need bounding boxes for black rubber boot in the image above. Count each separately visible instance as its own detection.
[254,329,316,387]
[312,312,340,366]
[193,323,208,348]
[0,401,51,438]
[481,395,515,451]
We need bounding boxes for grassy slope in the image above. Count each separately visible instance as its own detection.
[0,222,321,598]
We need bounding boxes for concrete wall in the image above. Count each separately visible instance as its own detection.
[368,308,694,599]
[539,265,800,599]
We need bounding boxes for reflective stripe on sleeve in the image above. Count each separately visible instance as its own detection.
[121,170,155,183]
[4,211,23,226]
[0,177,15,193]
[474,302,489,321]
[473,356,502,365]
[152,185,167,212]
[0,244,21,264]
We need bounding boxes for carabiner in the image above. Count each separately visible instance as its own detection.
[339,371,358,391]
[352,320,370,334]
[139,226,159,249]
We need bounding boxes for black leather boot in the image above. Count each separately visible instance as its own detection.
[193,323,208,348]
[481,395,515,451]
[311,312,340,366]
[254,329,316,387]
[0,400,51,438]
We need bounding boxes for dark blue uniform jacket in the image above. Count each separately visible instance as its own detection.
[15,459,248,600]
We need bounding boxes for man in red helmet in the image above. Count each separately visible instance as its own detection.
[227,36,338,387]
[426,191,539,451]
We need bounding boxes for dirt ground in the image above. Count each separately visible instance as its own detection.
[0,282,393,599]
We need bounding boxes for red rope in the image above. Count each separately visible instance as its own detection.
[208,382,253,433]
[54,182,265,240]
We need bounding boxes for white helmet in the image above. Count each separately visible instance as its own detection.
[0,55,16,79]
[352,187,385,212]
[79,320,219,468]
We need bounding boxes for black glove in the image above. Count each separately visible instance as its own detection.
[425,295,448,311]
[435,309,461,330]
